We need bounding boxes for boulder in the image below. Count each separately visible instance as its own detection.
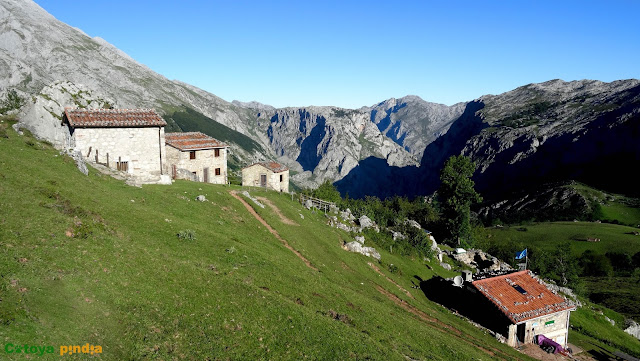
[625,320,640,340]
[355,236,365,244]
[343,241,381,260]
[392,231,406,241]
[440,262,452,271]
[405,219,422,229]
[68,150,88,176]
[304,199,313,210]
[340,208,355,221]
[359,215,374,229]
[196,195,206,202]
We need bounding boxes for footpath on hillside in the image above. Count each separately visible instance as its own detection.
[229,190,317,271]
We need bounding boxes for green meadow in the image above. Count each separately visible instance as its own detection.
[1,122,638,359]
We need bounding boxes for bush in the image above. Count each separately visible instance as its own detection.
[177,229,197,241]
[0,90,26,114]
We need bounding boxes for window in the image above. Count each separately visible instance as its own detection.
[512,284,527,295]
[189,151,196,160]
[214,148,220,157]
[215,168,221,176]
[280,174,283,182]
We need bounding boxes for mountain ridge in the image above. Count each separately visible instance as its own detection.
[2,0,639,197]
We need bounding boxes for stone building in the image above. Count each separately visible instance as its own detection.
[164,132,228,184]
[472,270,575,348]
[242,161,289,193]
[64,108,168,181]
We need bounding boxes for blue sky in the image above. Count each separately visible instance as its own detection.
[34,0,640,109]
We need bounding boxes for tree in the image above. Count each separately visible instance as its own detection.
[438,155,482,247]
[311,180,342,203]
[579,250,613,276]
[549,242,580,287]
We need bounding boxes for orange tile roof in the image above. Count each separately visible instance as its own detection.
[472,270,575,324]
[64,108,166,128]
[244,161,289,173]
[165,132,228,151]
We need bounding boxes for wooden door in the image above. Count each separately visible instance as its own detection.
[203,167,209,183]
[260,174,267,187]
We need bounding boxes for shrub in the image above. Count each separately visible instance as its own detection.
[177,229,197,241]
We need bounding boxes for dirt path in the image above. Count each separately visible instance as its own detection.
[368,262,414,299]
[256,196,298,225]
[229,191,317,271]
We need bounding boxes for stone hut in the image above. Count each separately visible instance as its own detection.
[472,270,575,348]
[64,108,167,180]
[242,161,289,193]
[165,132,228,184]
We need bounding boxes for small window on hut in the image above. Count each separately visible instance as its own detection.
[190,151,196,160]
[215,168,221,176]
[512,284,528,295]
[280,174,283,182]
[215,148,220,157]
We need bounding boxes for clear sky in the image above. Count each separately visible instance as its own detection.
[34,0,640,109]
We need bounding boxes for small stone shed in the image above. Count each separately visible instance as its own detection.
[64,108,167,178]
[472,270,575,348]
[165,132,228,184]
[242,161,289,193]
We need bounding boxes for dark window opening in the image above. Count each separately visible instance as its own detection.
[512,284,527,295]
[215,148,220,157]
[190,151,196,160]
[215,168,221,176]
[280,174,283,182]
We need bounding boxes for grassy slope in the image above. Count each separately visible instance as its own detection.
[0,126,532,360]
[485,221,640,256]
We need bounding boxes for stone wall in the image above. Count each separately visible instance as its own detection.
[165,146,227,184]
[507,310,571,348]
[73,126,165,177]
[242,165,289,193]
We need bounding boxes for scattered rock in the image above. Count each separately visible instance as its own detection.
[241,191,264,208]
[450,248,511,272]
[196,195,207,202]
[392,231,406,241]
[625,320,640,340]
[440,262,452,271]
[67,150,88,175]
[340,208,355,221]
[354,236,365,244]
[299,213,304,220]
[404,219,421,229]
[604,316,615,326]
[304,199,313,210]
[359,215,374,229]
[343,241,381,260]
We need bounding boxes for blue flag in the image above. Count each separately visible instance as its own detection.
[515,248,527,260]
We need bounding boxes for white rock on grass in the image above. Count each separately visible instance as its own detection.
[343,241,381,260]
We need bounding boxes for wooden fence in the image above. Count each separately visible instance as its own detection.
[299,194,335,213]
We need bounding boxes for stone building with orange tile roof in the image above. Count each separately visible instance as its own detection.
[64,108,169,182]
[472,270,576,348]
[241,161,289,193]
[165,132,228,184]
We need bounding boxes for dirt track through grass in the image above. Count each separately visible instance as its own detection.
[230,190,317,271]
[256,196,298,225]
